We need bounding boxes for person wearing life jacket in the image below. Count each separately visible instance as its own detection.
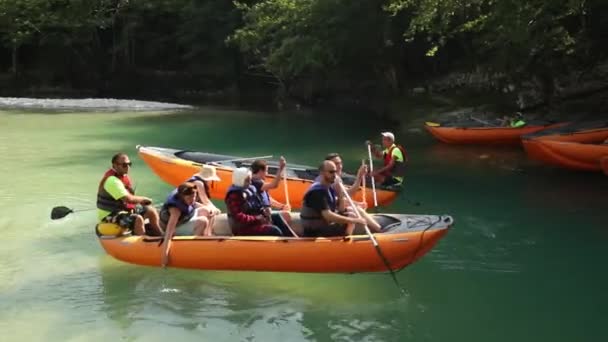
[324,153,368,208]
[367,132,407,187]
[160,182,209,267]
[501,112,526,128]
[300,160,369,237]
[185,164,223,235]
[250,157,294,236]
[96,153,162,236]
[224,167,284,236]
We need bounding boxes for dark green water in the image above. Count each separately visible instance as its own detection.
[0,108,606,341]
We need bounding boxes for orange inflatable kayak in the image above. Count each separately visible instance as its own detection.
[424,121,562,145]
[98,213,453,273]
[601,157,608,176]
[521,140,608,171]
[522,121,608,165]
[137,145,399,209]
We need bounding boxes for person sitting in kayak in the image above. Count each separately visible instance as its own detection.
[96,153,163,236]
[300,160,378,237]
[324,153,368,209]
[501,112,526,128]
[224,167,288,236]
[250,158,294,232]
[367,132,407,187]
[185,164,223,235]
[160,182,212,266]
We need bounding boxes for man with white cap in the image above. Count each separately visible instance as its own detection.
[367,131,407,187]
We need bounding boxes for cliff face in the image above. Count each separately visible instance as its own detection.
[390,60,608,126]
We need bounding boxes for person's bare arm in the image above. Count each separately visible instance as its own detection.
[321,209,365,225]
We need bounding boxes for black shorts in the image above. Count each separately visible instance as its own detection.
[103,206,148,230]
[381,176,402,187]
[303,223,347,238]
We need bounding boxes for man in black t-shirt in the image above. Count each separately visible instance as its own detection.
[300,160,366,237]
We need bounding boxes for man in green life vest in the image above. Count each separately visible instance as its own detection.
[367,132,408,187]
[502,112,526,128]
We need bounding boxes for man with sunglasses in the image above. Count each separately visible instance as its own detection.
[300,160,368,237]
[96,153,163,236]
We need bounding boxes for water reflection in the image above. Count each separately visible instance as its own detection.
[97,257,424,340]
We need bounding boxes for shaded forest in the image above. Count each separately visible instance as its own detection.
[1,0,607,115]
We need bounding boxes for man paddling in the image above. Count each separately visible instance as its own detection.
[96,153,163,236]
[367,132,407,187]
[300,160,380,237]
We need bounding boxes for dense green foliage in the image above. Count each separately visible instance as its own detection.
[0,0,606,110]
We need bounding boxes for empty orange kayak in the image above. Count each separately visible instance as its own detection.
[137,145,399,209]
[521,120,608,143]
[424,121,562,145]
[601,157,608,176]
[522,121,608,165]
[521,140,608,171]
[98,213,454,273]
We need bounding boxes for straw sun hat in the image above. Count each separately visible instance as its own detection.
[194,164,221,182]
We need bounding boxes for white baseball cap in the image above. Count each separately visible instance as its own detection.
[381,132,395,141]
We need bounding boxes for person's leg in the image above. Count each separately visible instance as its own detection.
[356,207,382,232]
[271,213,294,237]
[142,205,163,236]
[206,215,216,236]
[192,216,210,236]
[132,215,146,236]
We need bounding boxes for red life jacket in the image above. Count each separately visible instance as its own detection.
[382,144,408,177]
[97,169,136,212]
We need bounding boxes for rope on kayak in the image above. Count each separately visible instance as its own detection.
[408,216,448,269]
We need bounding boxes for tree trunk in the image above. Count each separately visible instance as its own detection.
[11,43,18,77]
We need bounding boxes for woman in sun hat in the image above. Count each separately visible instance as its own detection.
[183,164,223,235]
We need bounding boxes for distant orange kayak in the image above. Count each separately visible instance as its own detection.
[521,140,608,171]
[522,121,608,165]
[521,120,608,142]
[424,121,562,145]
[137,145,399,209]
[601,157,608,176]
[98,213,454,273]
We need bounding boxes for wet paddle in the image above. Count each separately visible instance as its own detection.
[337,178,406,296]
[50,206,96,220]
[283,163,291,210]
[366,143,378,207]
[361,159,368,209]
[209,155,273,164]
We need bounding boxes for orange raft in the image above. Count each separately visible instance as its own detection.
[98,213,453,273]
[424,122,562,145]
[522,121,608,165]
[520,140,608,171]
[137,145,399,209]
[601,157,608,176]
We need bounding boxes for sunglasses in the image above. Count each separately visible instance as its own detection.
[326,170,337,174]
[119,162,132,167]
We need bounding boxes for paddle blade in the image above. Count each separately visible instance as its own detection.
[51,206,74,220]
[425,121,440,127]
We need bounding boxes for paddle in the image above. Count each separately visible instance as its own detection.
[281,159,299,238]
[283,163,291,210]
[209,155,273,164]
[51,206,96,220]
[361,159,368,209]
[366,143,378,207]
[336,177,406,296]
[470,116,494,127]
